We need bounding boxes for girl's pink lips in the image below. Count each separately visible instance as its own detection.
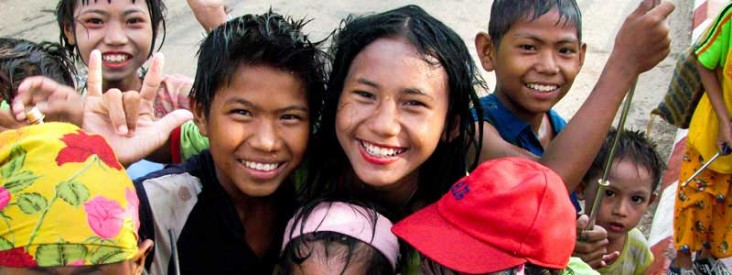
[101,52,133,69]
[356,140,407,166]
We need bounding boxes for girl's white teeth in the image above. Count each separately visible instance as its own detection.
[526,83,558,92]
[103,54,128,63]
[362,141,404,158]
[243,161,279,172]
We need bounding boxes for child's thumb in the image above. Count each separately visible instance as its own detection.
[155,109,193,135]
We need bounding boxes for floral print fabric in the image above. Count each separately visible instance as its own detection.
[0,123,138,267]
[674,146,732,258]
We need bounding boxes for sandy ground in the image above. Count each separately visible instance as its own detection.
[0,0,693,234]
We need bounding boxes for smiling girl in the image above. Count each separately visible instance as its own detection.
[56,0,190,128]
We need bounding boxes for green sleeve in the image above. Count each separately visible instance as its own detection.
[695,3,732,70]
[563,257,600,275]
[0,100,8,111]
[180,120,210,161]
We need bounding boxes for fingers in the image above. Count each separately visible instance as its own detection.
[576,214,589,230]
[602,251,621,265]
[155,109,194,134]
[633,0,657,16]
[648,1,676,20]
[122,91,141,134]
[140,53,164,102]
[12,76,76,121]
[582,224,609,243]
[87,50,104,97]
[103,88,129,135]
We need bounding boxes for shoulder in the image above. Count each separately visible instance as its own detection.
[546,108,567,132]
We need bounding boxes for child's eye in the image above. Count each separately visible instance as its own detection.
[230,109,251,117]
[403,100,427,108]
[127,17,146,25]
[518,44,536,51]
[631,196,646,204]
[354,90,375,100]
[559,47,577,55]
[604,190,615,197]
[83,18,104,26]
[281,114,304,121]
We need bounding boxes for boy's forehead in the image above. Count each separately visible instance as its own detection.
[506,8,581,40]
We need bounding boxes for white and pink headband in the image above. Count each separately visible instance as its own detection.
[282,201,400,269]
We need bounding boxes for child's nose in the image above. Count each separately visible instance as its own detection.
[366,100,400,137]
[249,121,282,152]
[611,199,629,217]
[104,21,129,46]
[535,51,560,75]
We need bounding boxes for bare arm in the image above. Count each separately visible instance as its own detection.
[540,0,674,191]
[697,57,732,151]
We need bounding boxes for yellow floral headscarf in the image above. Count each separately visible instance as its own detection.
[0,123,138,267]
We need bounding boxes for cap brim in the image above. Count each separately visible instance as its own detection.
[392,204,526,274]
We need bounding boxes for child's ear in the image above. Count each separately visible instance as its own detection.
[191,100,209,137]
[63,24,76,46]
[132,239,154,275]
[648,192,657,205]
[579,43,587,68]
[475,32,496,72]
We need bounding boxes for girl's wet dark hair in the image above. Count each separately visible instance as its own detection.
[0,38,76,102]
[280,198,393,275]
[302,4,485,217]
[489,0,582,48]
[56,0,167,60]
[189,10,327,131]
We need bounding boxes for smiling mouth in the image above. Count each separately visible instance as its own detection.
[524,83,559,93]
[360,141,406,158]
[241,160,282,172]
[102,53,131,64]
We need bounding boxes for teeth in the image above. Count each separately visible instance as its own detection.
[103,54,129,63]
[243,161,279,172]
[362,141,404,158]
[526,83,558,92]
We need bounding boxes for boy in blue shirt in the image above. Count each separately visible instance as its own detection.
[472,0,674,269]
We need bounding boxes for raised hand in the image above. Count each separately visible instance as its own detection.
[612,0,675,75]
[82,50,192,166]
[573,214,620,268]
[11,76,84,126]
[186,0,228,32]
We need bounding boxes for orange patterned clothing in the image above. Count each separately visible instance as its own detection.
[674,146,732,258]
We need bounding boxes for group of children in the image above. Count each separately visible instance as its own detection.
[0,0,696,274]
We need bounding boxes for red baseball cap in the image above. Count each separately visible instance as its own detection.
[392,157,576,273]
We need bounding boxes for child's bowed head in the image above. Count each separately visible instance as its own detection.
[393,157,577,274]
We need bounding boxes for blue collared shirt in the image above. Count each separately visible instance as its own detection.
[474,94,581,211]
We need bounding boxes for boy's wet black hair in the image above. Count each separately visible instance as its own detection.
[0,38,76,102]
[190,10,327,128]
[56,0,167,60]
[489,0,582,47]
[302,5,485,216]
[582,128,666,192]
[280,199,393,275]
